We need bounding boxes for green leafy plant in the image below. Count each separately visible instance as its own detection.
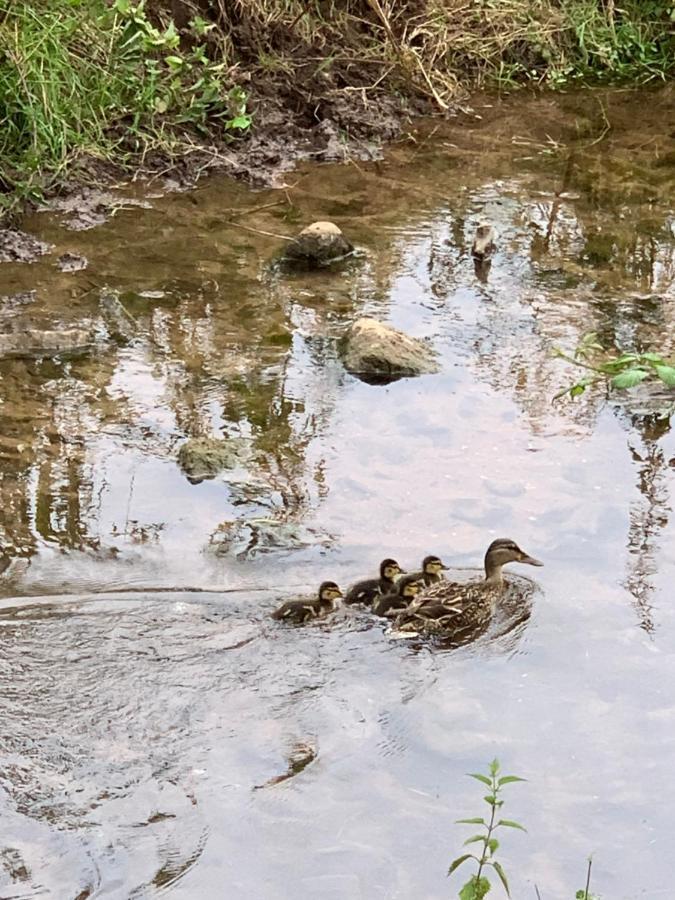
[448,759,526,899]
[554,332,675,400]
[0,0,252,215]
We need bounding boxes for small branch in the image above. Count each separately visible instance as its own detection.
[224,221,294,241]
[583,857,593,900]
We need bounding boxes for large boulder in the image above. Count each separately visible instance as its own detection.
[285,221,353,266]
[341,318,440,384]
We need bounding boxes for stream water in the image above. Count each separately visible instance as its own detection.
[1,87,674,898]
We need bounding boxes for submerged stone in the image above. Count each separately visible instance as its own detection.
[209,517,334,558]
[177,437,249,483]
[57,252,88,272]
[285,221,353,266]
[341,317,440,384]
[0,328,94,359]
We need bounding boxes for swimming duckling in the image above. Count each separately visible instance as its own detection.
[373,574,424,618]
[395,538,542,636]
[271,581,342,624]
[344,558,404,606]
[412,554,449,587]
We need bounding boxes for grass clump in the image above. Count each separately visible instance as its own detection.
[0,0,250,214]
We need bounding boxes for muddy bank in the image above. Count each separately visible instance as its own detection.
[0,89,416,260]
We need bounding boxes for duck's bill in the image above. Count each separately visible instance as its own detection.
[520,554,543,567]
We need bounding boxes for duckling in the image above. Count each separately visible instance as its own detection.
[344,558,404,606]
[373,575,424,618]
[395,538,542,636]
[412,554,449,587]
[271,581,342,624]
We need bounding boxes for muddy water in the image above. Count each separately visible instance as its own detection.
[1,87,674,898]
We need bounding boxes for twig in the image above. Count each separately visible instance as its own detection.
[406,123,441,165]
[534,886,543,900]
[583,856,593,899]
[224,221,294,241]
[225,199,286,220]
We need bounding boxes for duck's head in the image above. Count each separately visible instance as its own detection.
[422,555,449,576]
[398,575,424,599]
[484,538,543,582]
[380,558,404,581]
[318,581,342,602]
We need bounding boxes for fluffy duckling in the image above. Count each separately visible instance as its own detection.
[412,554,449,587]
[272,581,342,624]
[344,558,404,606]
[396,538,542,636]
[373,574,424,618]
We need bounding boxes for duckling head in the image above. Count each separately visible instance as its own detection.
[422,555,449,576]
[318,581,342,602]
[484,538,543,583]
[380,558,404,581]
[398,575,424,599]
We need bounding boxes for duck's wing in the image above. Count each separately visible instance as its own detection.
[417,578,467,604]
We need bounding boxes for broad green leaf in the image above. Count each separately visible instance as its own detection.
[498,775,526,786]
[655,365,675,387]
[483,795,497,806]
[468,773,492,786]
[456,817,487,825]
[641,352,665,363]
[489,758,500,776]
[492,860,511,897]
[464,834,487,846]
[448,854,473,876]
[228,114,252,130]
[611,367,648,389]
[497,819,527,832]
[487,837,499,854]
[570,383,586,398]
[460,875,492,900]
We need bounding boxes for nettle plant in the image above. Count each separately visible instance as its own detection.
[448,759,526,899]
[554,332,675,400]
[112,0,252,134]
[449,760,601,899]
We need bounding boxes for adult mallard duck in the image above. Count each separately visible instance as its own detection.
[412,554,449,587]
[272,581,342,624]
[372,574,424,618]
[345,558,404,606]
[395,538,542,636]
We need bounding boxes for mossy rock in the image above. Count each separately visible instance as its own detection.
[177,437,249,483]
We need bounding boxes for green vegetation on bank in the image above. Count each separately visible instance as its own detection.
[1,0,674,214]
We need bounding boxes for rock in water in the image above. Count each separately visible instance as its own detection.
[0,328,94,359]
[341,318,440,384]
[285,221,353,266]
[471,223,496,259]
[177,436,250,483]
